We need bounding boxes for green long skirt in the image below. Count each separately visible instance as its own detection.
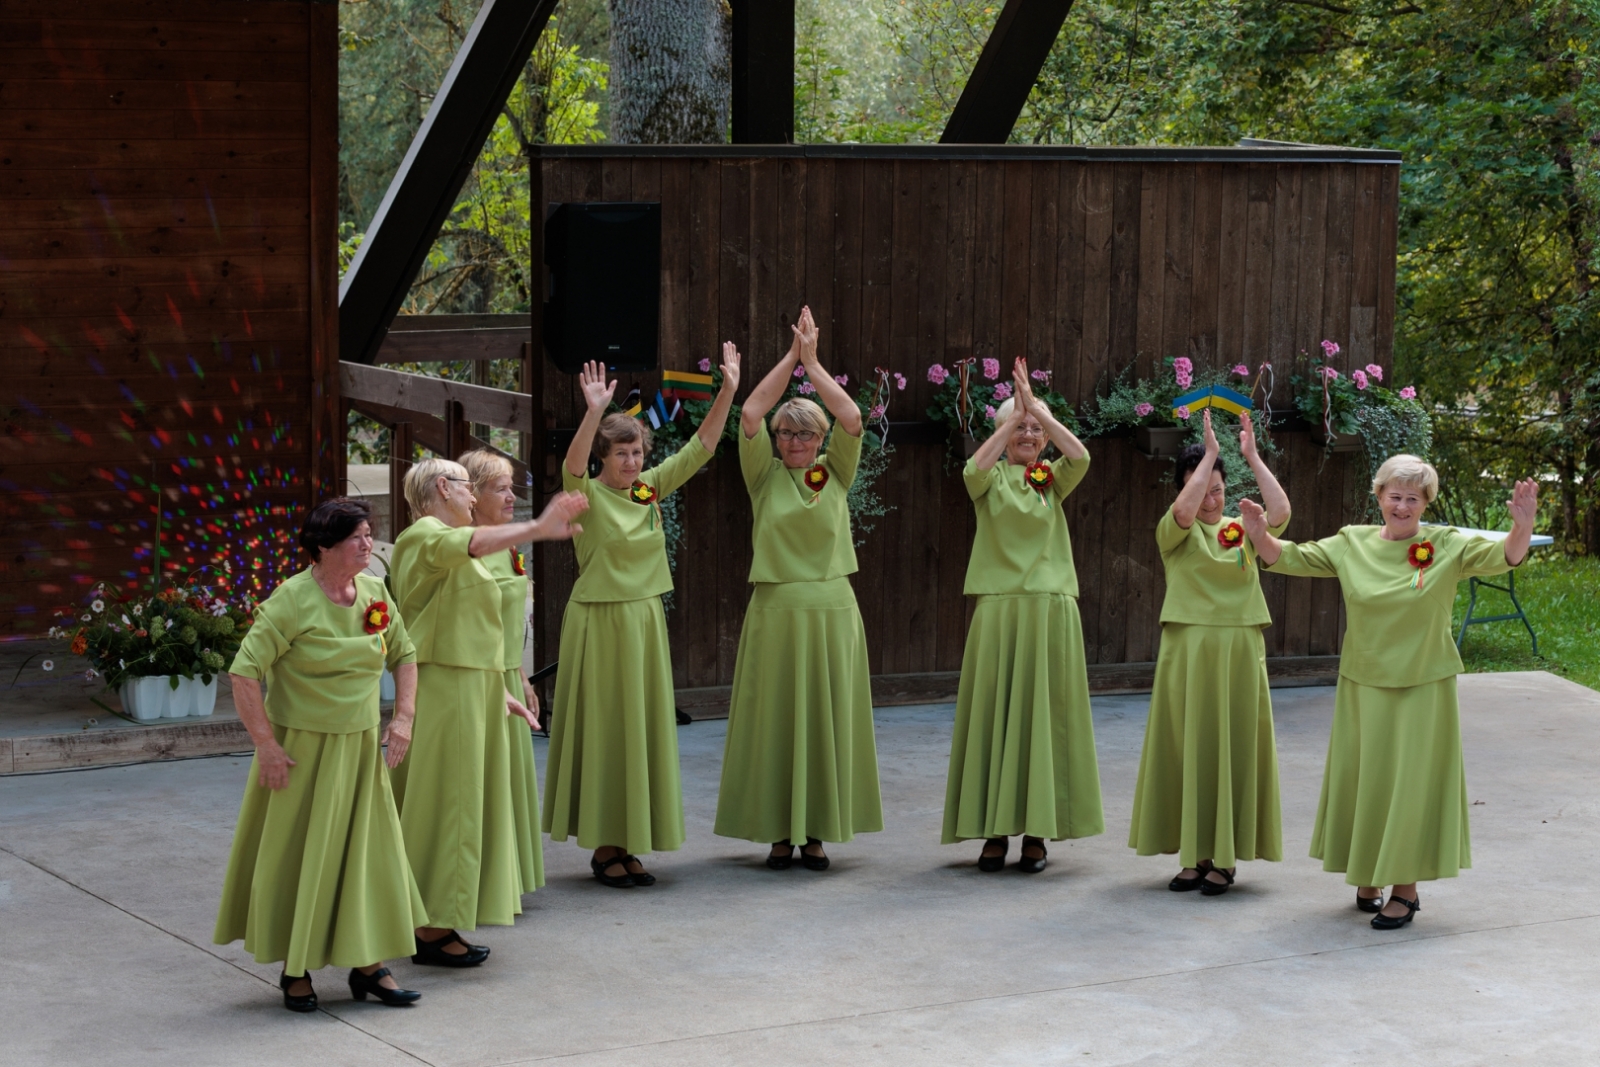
[213,724,425,976]
[1128,623,1282,867]
[391,663,524,931]
[714,578,883,844]
[504,667,545,895]
[543,597,683,854]
[942,593,1104,844]
[1312,674,1471,886]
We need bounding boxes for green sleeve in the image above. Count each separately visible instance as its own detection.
[417,521,476,572]
[1156,507,1189,554]
[648,433,714,499]
[384,601,418,670]
[1265,534,1342,579]
[963,457,996,502]
[1268,516,1290,538]
[824,426,864,489]
[561,463,591,495]
[227,588,295,679]
[1053,452,1090,500]
[740,422,776,495]
[1456,529,1514,580]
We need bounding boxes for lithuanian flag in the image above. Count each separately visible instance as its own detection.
[661,369,714,401]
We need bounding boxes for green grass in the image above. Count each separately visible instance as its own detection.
[1452,553,1600,692]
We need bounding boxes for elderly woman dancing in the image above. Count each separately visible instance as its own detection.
[545,347,741,887]
[215,497,425,1011]
[390,462,586,965]
[1128,409,1290,895]
[459,448,545,900]
[714,306,883,870]
[942,358,1102,874]
[1240,456,1539,928]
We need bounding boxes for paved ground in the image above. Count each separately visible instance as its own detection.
[3,670,1597,1066]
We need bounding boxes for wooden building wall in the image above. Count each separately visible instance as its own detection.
[532,147,1398,686]
[0,0,339,635]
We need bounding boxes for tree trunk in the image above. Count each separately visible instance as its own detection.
[608,0,731,143]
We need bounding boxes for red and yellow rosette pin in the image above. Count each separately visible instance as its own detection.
[630,480,661,529]
[364,599,391,655]
[1024,460,1054,504]
[1218,521,1247,568]
[510,547,526,576]
[1407,540,1435,590]
[803,464,829,503]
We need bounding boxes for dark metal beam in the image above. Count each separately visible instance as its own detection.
[338,0,560,365]
[939,0,1075,145]
[730,0,794,144]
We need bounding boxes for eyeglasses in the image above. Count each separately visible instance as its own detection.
[441,476,469,484]
[1012,427,1045,438]
[775,429,819,443]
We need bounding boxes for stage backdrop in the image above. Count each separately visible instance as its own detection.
[528,145,1400,686]
[0,0,340,636]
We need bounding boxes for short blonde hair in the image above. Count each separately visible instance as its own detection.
[458,448,513,500]
[594,412,651,460]
[992,397,1016,423]
[770,398,830,439]
[1371,454,1439,503]
[404,456,469,517]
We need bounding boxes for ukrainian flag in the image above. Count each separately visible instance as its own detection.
[661,369,714,401]
[1171,385,1253,419]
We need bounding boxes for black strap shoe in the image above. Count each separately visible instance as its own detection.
[349,966,421,1006]
[801,838,830,871]
[1169,860,1214,891]
[767,840,795,870]
[279,971,317,1013]
[1200,866,1237,896]
[1371,894,1420,930]
[412,930,490,967]
[591,852,635,888]
[1017,837,1048,874]
[1356,889,1384,913]
[622,854,657,886]
[977,837,1008,872]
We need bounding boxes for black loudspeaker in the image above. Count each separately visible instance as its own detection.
[543,202,661,372]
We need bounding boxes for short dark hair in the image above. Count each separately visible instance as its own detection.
[1174,444,1226,488]
[298,497,373,561]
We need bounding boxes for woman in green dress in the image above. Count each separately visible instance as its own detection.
[545,346,742,887]
[390,461,586,964]
[216,497,424,1012]
[459,448,544,899]
[1128,409,1290,895]
[1241,456,1539,928]
[942,358,1102,873]
[714,305,882,870]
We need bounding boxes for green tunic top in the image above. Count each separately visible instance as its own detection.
[1157,508,1289,627]
[482,545,529,671]
[1265,524,1512,688]
[389,515,501,671]
[562,434,714,603]
[229,568,417,734]
[961,453,1090,597]
[740,422,863,584]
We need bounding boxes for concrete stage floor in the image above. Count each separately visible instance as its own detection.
[2,671,1596,1066]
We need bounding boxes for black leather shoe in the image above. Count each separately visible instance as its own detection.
[801,838,830,871]
[279,971,317,1013]
[623,854,657,886]
[1169,860,1213,891]
[412,930,490,967]
[1017,837,1048,874]
[1200,867,1236,896]
[349,966,421,1006]
[1356,890,1384,913]
[591,853,635,888]
[977,837,1008,872]
[1371,895,1420,930]
[767,841,795,870]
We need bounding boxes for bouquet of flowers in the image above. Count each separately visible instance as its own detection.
[925,357,1077,442]
[49,581,255,691]
[1291,340,1431,462]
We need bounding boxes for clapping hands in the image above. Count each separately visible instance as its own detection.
[1239,498,1269,542]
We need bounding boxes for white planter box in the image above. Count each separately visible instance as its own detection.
[119,675,219,722]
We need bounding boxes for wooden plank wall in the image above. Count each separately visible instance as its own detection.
[534,152,1397,685]
[0,0,338,636]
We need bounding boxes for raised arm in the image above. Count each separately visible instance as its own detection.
[1240,411,1290,527]
[696,342,742,452]
[1015,358,1086,461]
[1504,478,1539,566]
[796,307,862,436]
[973,389,1026,471]
[741,321,801,438]
[1172,409,1221,529]
[565,360,616,478]
[468,491,588,557]
[1239,499,1284,566]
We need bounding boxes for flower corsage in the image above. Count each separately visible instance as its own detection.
[1407,540,1435,590]
[803,464,828,502]
[364,599,391,654]
[1218,521,1247,568]
[630,480,661,529]
[510,548,526,576]
[1024,461,1054,504]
